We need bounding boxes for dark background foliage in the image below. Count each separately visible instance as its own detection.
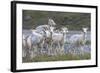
[23,10,91,30]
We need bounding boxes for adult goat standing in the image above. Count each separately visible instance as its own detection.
[50,27,68,55]
[26,29,46,59]
[35,24,52,54]
[69,28,88,55]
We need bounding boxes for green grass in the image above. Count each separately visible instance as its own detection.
[23,53,91,63]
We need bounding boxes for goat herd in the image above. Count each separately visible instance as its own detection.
[22,19,89,59]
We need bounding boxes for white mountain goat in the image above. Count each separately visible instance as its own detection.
[50,27,68,55]
[26,29,46,58]
[48,18,56,26]
[35,24,52,54]
[69,28,88,46]
[22,34,27,58]
[22,33,31,58]
[36,24,50,31]
[35,19,57,55]
[69,28,88,54]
